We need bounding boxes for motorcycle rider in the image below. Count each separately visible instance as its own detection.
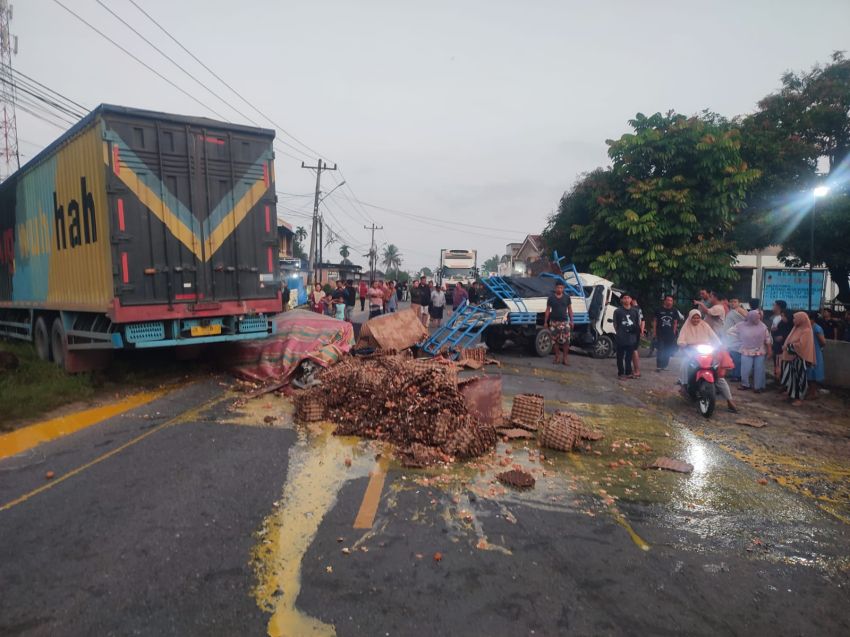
[677,309,738,413]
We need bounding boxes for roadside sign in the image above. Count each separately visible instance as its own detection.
[762,268,825,309]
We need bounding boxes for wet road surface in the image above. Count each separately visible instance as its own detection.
[1,348,849,636]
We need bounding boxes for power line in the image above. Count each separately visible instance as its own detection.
[52,0,311,164]
[14,102,69,131]
[126,0,326,161]
[95,0,316,161]
[302,159,338,283]
[0,76,83,121]
[11,67,89,112]
[52,2,232,125]
[356,198,524,234]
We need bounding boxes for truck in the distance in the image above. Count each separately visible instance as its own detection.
[438,249,477,290]
[0,104,282,371]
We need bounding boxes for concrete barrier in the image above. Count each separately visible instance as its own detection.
[822,341,850,389]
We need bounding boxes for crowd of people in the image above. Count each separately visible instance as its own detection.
[410,276,487,328]
[300,276,489,327]
[304,279,403,322]
[293,273,841,410]
[611,287,842,409]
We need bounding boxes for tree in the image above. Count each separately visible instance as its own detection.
[339,244,351,265]
[385,268,410,284]
[545,111,760,302]
[481,254,500,273]
[419,267,433,278]
[737,52,850,302]
[382,244,402,272]
[293,226,308,259]
[542,168,621,273]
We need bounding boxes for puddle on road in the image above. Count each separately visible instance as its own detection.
[400,397,843,566]
[231,385,848,636]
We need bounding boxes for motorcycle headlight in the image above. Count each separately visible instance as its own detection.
[695,344,715,355]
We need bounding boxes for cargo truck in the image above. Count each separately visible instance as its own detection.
[0,105,282,371]
[438,248,477,290]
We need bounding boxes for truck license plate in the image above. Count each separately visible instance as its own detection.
[190,324,221,337]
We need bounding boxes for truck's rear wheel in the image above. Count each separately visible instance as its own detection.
[50,318,111,373]
[533,328,553,357]
[34,316,52,361]
[51,318,67,370]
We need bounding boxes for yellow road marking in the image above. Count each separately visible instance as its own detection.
[354,464,387,529]
[0,389,166,462]
[0,394,222,513]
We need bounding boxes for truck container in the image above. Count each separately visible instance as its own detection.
[0,104,282,371]
[438,248,477,290]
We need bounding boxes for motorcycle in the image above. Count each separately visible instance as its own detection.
[683,344,719,417]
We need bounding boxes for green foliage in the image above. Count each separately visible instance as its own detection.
[737,52,850,302]
[293,226,308,259]
[385,268,410,284]
[382,244,402,271]
[481,254,500,273]
[339,244,352,265]
[419,267,433,278]
[545,112,760,301]
[0,340,95,426]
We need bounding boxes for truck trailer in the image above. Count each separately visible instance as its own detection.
[438,249,477,290]
[0,105,282,371]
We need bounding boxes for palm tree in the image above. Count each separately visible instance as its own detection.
[339,244,351,265]
[293,226,308,259]
[382,244,402,273]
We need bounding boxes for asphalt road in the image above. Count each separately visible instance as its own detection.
[1,342,849,636]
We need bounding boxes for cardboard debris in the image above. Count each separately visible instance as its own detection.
[458,376,503,426]
[648,457,694,473]
[355,309,428,352]
[735,418,767,428]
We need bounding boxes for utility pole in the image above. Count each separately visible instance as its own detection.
[302,159,337,284]
[363,223,383,282]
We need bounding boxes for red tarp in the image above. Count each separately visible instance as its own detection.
[228,309,355,382]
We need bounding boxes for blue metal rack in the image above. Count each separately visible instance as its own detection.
[481,276,529,313]
[419,300,497,359]
[480,254,592,326]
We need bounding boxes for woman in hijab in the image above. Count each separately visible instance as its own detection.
[677,310,738,412]
[806,310,827,398]
[780,311,816,406]
[728,310,772,392]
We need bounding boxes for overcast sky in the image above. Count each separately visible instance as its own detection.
[12,0,850,270]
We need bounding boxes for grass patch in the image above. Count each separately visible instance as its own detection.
[0,340,96,427]
[0,340,218,430]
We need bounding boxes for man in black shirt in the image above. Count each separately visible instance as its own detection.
[613,293,641,378]
[654,295,682,371]
[344,280,356,322]
[417,276,431,327]
[544,281,574,365]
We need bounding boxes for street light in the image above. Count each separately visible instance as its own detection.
[809,186,830,311]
